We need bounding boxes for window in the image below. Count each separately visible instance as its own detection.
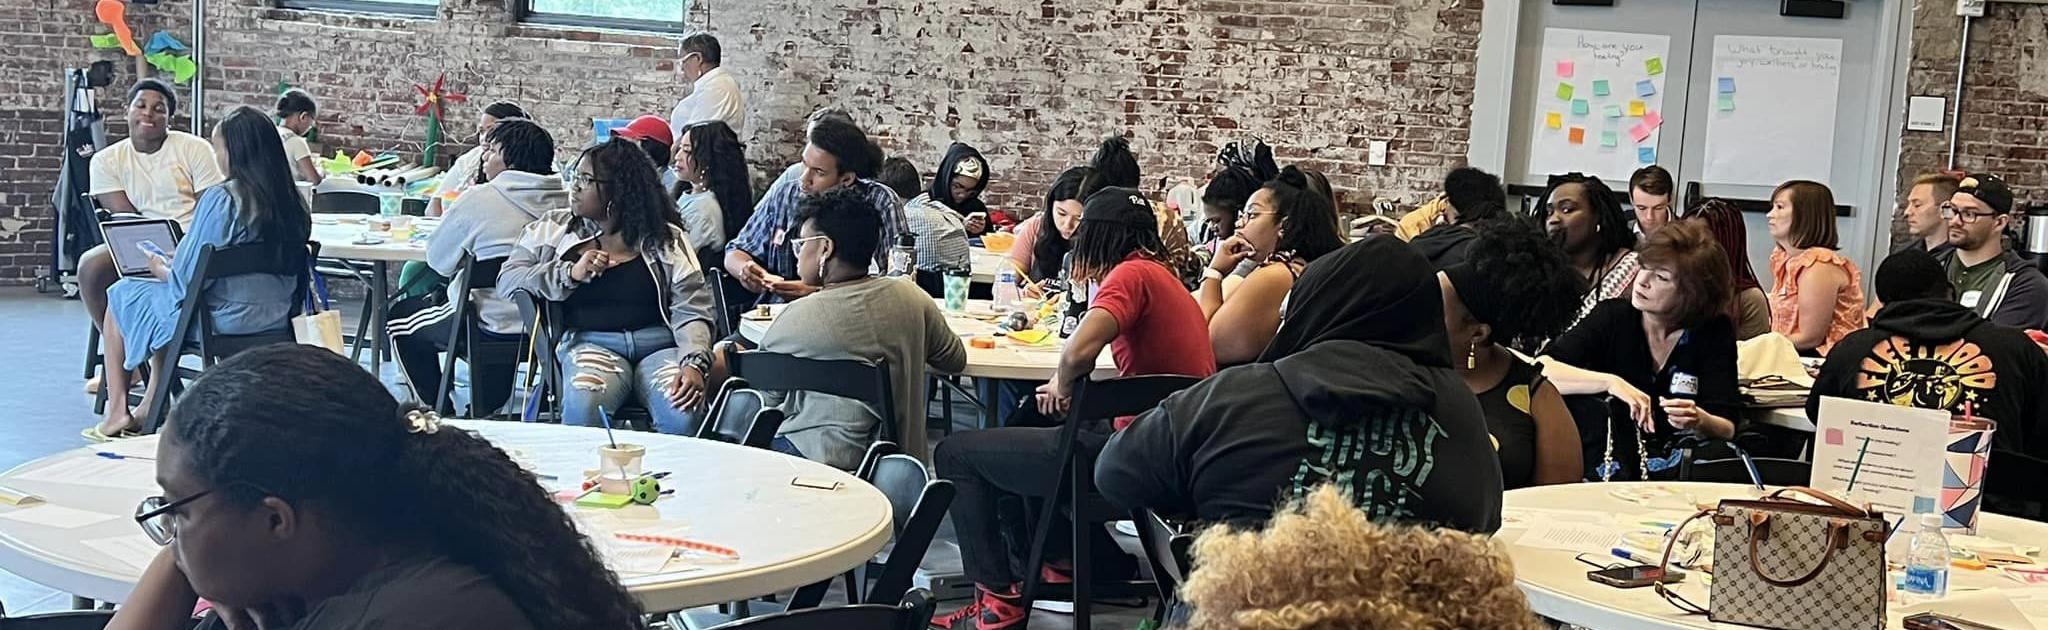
[277,0,437,16]
[523,0,687,33]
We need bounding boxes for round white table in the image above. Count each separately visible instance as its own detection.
[0,421,891,614]
[1502,482,2048,629]
[308,216,435,374]
[737,297,1115,383]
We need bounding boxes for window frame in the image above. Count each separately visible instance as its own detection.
[515,0,688,34]
[275,0,437,18]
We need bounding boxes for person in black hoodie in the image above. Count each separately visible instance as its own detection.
[1410,166,1507,269]
[923,142,999,235]
[1095,235,1503,533]
[1809,247,2048,459]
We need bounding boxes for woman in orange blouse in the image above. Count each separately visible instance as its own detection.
[1766,180,1866,355]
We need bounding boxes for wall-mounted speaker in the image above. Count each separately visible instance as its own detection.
[1781,0,1846,18]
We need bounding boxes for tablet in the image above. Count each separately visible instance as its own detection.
[100,219,182,277]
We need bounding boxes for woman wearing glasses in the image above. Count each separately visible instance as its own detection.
[110,344,644,630]
[497,138,719,435]
[1765,180,1865,355]
[1196,166,1347,366]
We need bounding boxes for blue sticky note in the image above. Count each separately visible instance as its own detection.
[1637,146,1656,163]
[1636,79,1657,98]
[1571,99,1590,116]
[1592,79,1611,96]
[1718,77,1736,94]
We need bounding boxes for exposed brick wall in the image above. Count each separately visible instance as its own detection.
[1896,2,2048,247]
[0,0,1484,284]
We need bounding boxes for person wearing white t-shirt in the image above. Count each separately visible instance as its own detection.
[668,33,746,139]
[81,79,225,385]
[428,101,529,217]
[275,89,320,183]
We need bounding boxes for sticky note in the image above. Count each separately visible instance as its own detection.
[1592,79,1611,97]
[1603,104,1622,119]
[1628,100,1647,117]
[1546,112,1563,130]
[1636,79,1657,98]
[1568,127,1586,145]
[1557,59,1575,78]
[1718,77,1736,94]
[1638,146,1657,163]
[1556,83,1575,101]
[1718,95,1736,111]
[1572,99,1590,116]
[1600,131,1619,147]
[1630,122,1654,143]
[1646,57,1665,76]
[1643,110,1664,130]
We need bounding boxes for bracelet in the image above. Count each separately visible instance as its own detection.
[1202,267,1226,282]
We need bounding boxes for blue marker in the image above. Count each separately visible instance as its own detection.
[95,452,152,461]
[597,405,619,449]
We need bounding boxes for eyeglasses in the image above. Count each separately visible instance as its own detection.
[790,234,831,249]
[1940,203,1999,224]
[134,490,212,545]
[572,173,610,193]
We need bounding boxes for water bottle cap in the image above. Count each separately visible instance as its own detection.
[1919,513,1944,528]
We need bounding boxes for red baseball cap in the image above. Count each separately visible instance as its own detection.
[614,115,672,144]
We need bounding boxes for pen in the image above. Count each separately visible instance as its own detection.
[95,452,152,461]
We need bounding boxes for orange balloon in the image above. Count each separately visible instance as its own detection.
[94,0,139,56]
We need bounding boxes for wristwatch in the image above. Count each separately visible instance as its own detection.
[681,351,713,375]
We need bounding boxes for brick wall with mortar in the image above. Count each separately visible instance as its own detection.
[1896,2,2048,248]
[0,0,1484,284]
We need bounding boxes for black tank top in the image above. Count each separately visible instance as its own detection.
[562,258,664,332]
[1475,357,1546,490]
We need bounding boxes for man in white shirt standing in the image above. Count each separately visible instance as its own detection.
[669,33,745,139]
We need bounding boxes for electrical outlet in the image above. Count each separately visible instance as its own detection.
[1957,0,1985,17]
[1368,140,1389,166]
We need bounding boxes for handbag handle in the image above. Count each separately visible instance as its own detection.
[1655,508,1713,615]
[1746,516,1849,588]
[1764,486,1868,517]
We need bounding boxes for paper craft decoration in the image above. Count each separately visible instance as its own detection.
[144,52,196,84]
[93,0,139,56]
[1702,35,1843,186]
[1603,104,1622,118]
[1718,95,1736,111]
[1629,122,1653,143]
[1556,83,1574,101]
[1718,77,1736,94]
[1643,110,1664,130]
[1592,79,1610,96]
[89,33,121,49]
[1943,419,1995,533]
[1635,79,1657,98]
[1637,146,1656,163]
[1556,59,1575,78]
[1645,56,1665,76]
[412,74,468,168]
[145,32,188,56]
[1568,127,1586,145]
[1571,100,1590,116]
[1546,112,1563,129]
[1600,131,1619,147]
[1628,100,1647,117]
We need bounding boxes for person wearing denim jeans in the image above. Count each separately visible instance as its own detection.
[559,326,696,435]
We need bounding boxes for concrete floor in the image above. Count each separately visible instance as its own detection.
[0,286,1152,628]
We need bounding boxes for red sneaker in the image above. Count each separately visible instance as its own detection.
[930,598,983,630]
[974,586,1027,630]
[1039,561,1074,585]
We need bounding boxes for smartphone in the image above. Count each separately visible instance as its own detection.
[1587,565,1683,589]
[1904,613,2004,630]
[136,240,169,260]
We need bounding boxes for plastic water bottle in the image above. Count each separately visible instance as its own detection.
[1902,512,1951,604]
[993,267,1020,312]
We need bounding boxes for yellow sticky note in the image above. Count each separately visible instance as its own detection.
[1546,112,1563,130]
[1568,127,1586,145]
[1628,100,1647,117]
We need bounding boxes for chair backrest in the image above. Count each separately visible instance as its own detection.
[0,610,119,630]
[729,350,896,443]
[1069,375,1203,425]
[1676,453,1812,487]
[702,260,737,339]
[853,441,904,484]
[697,378,784,449]
[868,454,932,534]
[1134,509,1194,606]
[862,477,955,609]
[706,588,934,630]
[312,190,379,214]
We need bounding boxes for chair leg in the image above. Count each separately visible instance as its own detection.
[84,324,101,379]
[1071,458,1092,630]
[1017,450,1074,630]
[842,569,861,605]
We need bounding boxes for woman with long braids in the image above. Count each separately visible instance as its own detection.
[497,138,718,435]
[105,344,644,630]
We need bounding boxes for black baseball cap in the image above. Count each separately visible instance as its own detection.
[1081,186,1157,229]
[1956,173,2014,214]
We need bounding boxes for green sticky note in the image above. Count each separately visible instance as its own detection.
[1603,104,1623,119]
[1718,95,1736,111]
[1592,79,1611,97]
[1646,56,1665,76]
[1556,82,1574,101]
[90,33,121,49]
[1601,131,1618,147]
[1571,99,1590,116]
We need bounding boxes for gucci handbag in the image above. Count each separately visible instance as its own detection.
[1658,487,1889,630]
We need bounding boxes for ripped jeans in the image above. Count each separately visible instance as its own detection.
[555,326,698,435]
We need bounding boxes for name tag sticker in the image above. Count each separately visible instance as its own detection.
[1960,290,1983,308]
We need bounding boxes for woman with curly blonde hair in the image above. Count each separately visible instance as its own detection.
[1178,485,1543,630]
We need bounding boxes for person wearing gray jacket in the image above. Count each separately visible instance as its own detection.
[497,138,718,435]
[389,119,562,416]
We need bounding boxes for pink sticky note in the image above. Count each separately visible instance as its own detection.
[1556,59,1575,78]
[1643,110,1664,130]
[1629,122,1653,143]
[1825,428,1845,446]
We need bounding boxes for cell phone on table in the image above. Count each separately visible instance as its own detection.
[1904,613,2005,630]
[1587,565,1683,588]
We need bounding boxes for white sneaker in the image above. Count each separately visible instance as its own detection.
[1112,520,1139,537]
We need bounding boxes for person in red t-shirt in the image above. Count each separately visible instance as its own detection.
[932,186,1216,630]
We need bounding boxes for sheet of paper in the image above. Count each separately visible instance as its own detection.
[85,534,163,571]
[1592,79,1610,96]
[603,539,676,574]
[1521,28,1670,183]
[1568,127,1586,145]
[11,456,157,491]
[2008,587,2048,629]
[1517,520,1624,554]
[1810,397,1949,518]
[1645,56,1665,75]
[1701,35,1842,186]
[0,504,120,529]
[1556,59,1575,78]
[1571,99,1590,116]
[1555,82,1575,101]
[1501,507,1609,529]
[1635,79,1657,97]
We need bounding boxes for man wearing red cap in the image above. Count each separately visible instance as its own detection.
[669,33,745,137]
[612,115,676,190]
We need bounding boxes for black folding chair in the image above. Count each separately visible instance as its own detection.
[85,212,166,415]
[1133,509,1194,624]
[513,290,655,431]
[121,241,316,434]
[728,350,897,444]
[1018,375,1201,630]
[704,589,934,630]
[432,253,524,417]
[308,190,384,360]
[694,377,785,450]
[311,190,379,214]
[1674,443,1811,487]
[0,610,120,630]
[793,441,955,610]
